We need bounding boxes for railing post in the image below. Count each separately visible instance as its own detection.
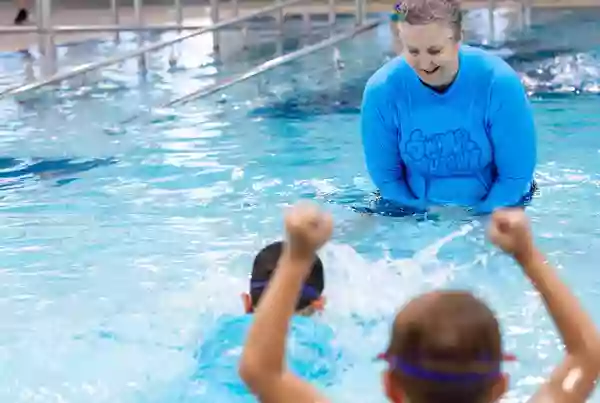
[328,0,336,26]
[519,0,531,30]
[24,52,36,83]
[302,9,311,36]
[275,0,283,34]
[36,0,57,78]
[524,0,531,28]
[170,0,183,69]
[210,0,220,51]
[355,0,365,26]
[174,0,183,28]
[234,0,245,49]
[111,0,120,42]
[276,31,284,56]
[241,24,249,50]
[134,0,143,25]
[488,0,495,44]
[134,0,146,74]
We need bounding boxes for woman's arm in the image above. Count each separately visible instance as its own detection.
[360,80,424,210]
[475,70,537,214]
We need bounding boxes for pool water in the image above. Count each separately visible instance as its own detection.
[0,7,600,403]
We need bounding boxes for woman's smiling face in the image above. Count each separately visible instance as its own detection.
[399,21,461,87]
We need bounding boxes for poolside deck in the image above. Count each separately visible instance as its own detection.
[0,0,598,52]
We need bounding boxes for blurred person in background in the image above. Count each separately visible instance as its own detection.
[14,0,29,25]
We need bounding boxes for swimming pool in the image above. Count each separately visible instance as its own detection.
[0,6,599,403]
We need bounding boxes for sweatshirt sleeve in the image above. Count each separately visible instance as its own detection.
[475,69,537,214]
[360,79,424,210]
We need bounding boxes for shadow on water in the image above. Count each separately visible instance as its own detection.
[0,157,117,190]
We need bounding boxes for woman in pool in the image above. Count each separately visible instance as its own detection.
[361,0,537,215]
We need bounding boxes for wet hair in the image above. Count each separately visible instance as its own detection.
[384,291,502,403]
[395,0,463,40]
[249,241,324,310]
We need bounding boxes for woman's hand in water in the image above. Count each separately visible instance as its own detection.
[487,208,534,260]
[284,200,333,260]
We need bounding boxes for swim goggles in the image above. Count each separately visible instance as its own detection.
[377,352,517,382]
[250,280,320,300]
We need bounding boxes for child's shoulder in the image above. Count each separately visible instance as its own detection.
[194,315,251,361]
[288,317,341,385]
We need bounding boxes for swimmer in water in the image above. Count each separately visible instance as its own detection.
[361,0,537,215]
[242,241,326,316]
[239,201,600,403]
[188,241,337,401]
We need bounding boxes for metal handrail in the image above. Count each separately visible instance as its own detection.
[167,19,383,107]
[0,23,212,34]
[0,0,308,99]
[118,17,383,125]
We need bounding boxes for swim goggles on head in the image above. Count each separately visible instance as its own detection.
[376,352,517,382]
[250,280,320,300]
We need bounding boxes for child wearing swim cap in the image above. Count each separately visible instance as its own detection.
[185,239,337,402]
[378,291,512,402]
[239,201,600,403]
[377,210,600,403]
[241,240,326,315]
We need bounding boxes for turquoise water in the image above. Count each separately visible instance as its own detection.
[0,8,600,403]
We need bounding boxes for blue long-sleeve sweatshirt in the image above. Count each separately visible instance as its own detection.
[360,45,537,214]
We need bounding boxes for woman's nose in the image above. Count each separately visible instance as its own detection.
[417,57,433,69]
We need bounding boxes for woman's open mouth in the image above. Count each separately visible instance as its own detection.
[422,66,440,75]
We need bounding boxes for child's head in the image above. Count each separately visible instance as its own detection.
[242,241,325,315]
[380,291,511,403]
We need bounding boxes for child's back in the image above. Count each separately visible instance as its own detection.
[184,314,339,402]
[180,240,337,402]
